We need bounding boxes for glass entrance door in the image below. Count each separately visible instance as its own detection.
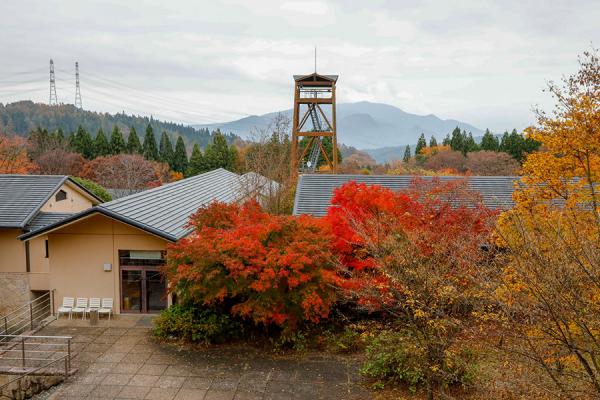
[146,270,168,312]
[120,268,167,313]
[121,270,143,312]
[119,250,167,314]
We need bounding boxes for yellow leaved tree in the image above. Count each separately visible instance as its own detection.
[495,50,600,398]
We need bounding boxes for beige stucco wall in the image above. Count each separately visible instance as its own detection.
[40,182,94,213]
[29,236,49,290]
[0,229,26,273]
[47,214,168,314]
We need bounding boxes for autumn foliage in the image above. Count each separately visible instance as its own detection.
[163,200,337,334]
[494,50,600,397]
[0,133,34,174]
[80,154,173,195]
[325,179,496,396]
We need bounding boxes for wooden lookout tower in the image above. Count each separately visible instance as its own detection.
[291,73,338,175]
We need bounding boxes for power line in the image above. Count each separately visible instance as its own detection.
[83,85,205,125]
[82,71,248,120]
[0,67,46,82]
[81,75,229,123]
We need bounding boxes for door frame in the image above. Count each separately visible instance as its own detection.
[119,265,166,314]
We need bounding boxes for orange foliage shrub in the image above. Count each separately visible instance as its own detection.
[163,201,337,334]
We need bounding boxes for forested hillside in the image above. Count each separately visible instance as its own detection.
[0,101,238,147]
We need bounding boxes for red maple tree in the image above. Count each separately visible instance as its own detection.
[325,178,495,308]
[163,200,337,334]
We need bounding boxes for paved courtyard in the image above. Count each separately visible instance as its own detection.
[36,315,372,400]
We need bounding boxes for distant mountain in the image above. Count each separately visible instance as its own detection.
[364,145,411,164]
[0,101,238,148]
[194,101,484,150]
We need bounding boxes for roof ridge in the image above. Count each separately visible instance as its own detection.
[0,174,67,178]
[100,168,237,207]
[20,176,69,228]
[299,174,519,179]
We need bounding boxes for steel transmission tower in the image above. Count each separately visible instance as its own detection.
[75,62,82,109]
[49,59,58,105]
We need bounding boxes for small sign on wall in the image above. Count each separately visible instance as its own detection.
[103,263,112,272]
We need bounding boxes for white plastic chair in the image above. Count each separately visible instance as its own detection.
[72,298,88,320]
[99,298,113,320]
[86,298,101,319]
[57,297,74,319]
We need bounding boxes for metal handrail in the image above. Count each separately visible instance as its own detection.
[0,354,70,392]
[0,291,54,337]
[0,335,71,370]
[0,335,72,340]
[1,292,52,319]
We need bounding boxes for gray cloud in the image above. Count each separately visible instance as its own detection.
[0,0,598,131]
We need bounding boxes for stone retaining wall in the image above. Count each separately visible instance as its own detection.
[0,274,31,316]
[0,374,63,400]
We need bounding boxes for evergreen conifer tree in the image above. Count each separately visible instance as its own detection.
[449,127,464,152]
[403,145,411,163]
[53,128,65,143]
[159,131,174,167]
[504,128,533,162]
[442,133,451,146]
[172,136,188,174]
[429,136,438,148]
[110,125,127,154]
[499,131,510,152]
[187,143,205,176]
[74,125,94,159]
[464,132,479,153]
[94,129,110,157]
[480,129,499,151]
[67,132,76,149]
[415,133,427,155]
[203,130,236,171]
[127,127,142,154]
[142,125,159,161]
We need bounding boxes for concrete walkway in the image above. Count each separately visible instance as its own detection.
[36,315,371,400]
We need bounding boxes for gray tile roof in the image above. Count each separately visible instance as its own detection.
[26,212,74,232]
[0,174,103,229]
[0,175,68,228]
[20,169,279,242]
[97,168,245,240]
[293,174,518,217]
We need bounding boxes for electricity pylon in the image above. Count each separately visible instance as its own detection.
[75,61,82,109]
[49,59,58,105]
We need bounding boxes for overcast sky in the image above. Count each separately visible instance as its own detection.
[0,0,598,131]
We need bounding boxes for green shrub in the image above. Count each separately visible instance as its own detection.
[324,327,364,354]
[272,329,309,352]
[153,305,243,344]
[71,176,112,202]
[361,330,477,393]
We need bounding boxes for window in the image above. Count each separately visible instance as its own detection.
[119,250,166,267]
[45,239,49,258]
[55,190,67,202]
[25,242,30,272]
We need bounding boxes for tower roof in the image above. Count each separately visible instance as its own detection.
[293,73,338,83]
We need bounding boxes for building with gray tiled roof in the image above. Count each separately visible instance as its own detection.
[21,168,273,242]
[293,174,518,217]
